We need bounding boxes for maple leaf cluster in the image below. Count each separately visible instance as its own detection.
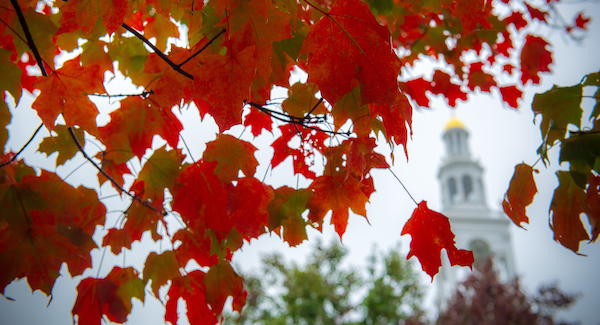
[0,0,594,324]
[503,71,600,254]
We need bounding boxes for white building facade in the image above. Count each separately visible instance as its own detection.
[435,118,517,311]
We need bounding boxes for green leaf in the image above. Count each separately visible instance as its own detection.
[267,187,312,246]
[532,84,583,145]
[143,251,181,297]
[0,49,22,105]
[560,131,600,188]
[38,125,85,166]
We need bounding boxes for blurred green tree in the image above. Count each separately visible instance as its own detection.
[226,241,426,325]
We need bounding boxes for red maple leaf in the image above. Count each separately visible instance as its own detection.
[503,163,538,228]
[550,171,590,253]
[165,271,217,325]
[98,97,183,159]
[300,0,401,106]
[467,62,497,92]
[586,174,600,242]
[430,70,468,107]
[271,124,328,180]
[188,43,256,132]
[401,201,474,279]
[499,85,523,108]
[399,78,432,107]
[525,3,548,22]
[505,11,527,30]
[243,108,273,137]
[369,92,413,156]
[520,35,552,85]
[227,177,274,239]
[575,12,591,29]
[72,267,144,325]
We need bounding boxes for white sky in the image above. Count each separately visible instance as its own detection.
[1,2,600,325]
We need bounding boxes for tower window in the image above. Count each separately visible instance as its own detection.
[448,177,458,203]
[462,175,473,201]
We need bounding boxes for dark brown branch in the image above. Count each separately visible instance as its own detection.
[246,101,351,136]
[121,23,194,80]
[10,0,48,77]
[0,123,44,168]
[67,126,167,216]
[88,90,154,98]
[179,28,226,67]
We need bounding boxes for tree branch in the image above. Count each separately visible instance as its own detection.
[121,23,194,80]
[0,123,44,168]
[67,126,167,216]
[10,0,48,77]
[179,28,226,68]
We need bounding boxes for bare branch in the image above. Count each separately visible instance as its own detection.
[10,0,48,77]
[67,126,167,216]
[0,123,44,168]
[121,23,194,80]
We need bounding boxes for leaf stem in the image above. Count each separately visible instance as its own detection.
[10,0,48,77]
[67,126,167,216]
[0,123,44,168]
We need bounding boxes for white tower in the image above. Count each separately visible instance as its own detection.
[435,117,517,311]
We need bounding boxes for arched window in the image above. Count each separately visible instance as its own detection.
[448,177,458,203]
[469,239,491,270]
[462,175,473,201]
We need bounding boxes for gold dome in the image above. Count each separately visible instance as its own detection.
[444,117,466,131]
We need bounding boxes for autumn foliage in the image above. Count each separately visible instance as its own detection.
[0,0,595,324]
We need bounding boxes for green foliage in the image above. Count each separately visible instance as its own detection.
[227,241,425,325]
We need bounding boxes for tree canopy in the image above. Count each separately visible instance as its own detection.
[0,0,598,324]
[226,240,425,325]
[437,259,579,325]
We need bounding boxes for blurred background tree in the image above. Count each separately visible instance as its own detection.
[225,240,426,325]
[436,259,579,325]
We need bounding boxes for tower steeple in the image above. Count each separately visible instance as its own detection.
[439,118,487,215]
[435,117,517,312]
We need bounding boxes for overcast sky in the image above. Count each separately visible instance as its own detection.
[1,2,600,325]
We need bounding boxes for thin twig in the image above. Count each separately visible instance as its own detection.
[67,126,167,216]
[88,90,154,98]
[0,123,44,168]
[246,101,350,136]
[10,0,48,77]
[121,23,194,80]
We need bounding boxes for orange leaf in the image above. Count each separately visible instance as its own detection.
[502,163,538,228]
[58,0,131,35]
[32,57,104,136]
[307,175,369,239]
[401,201,474,280]
[203,134,258,183]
